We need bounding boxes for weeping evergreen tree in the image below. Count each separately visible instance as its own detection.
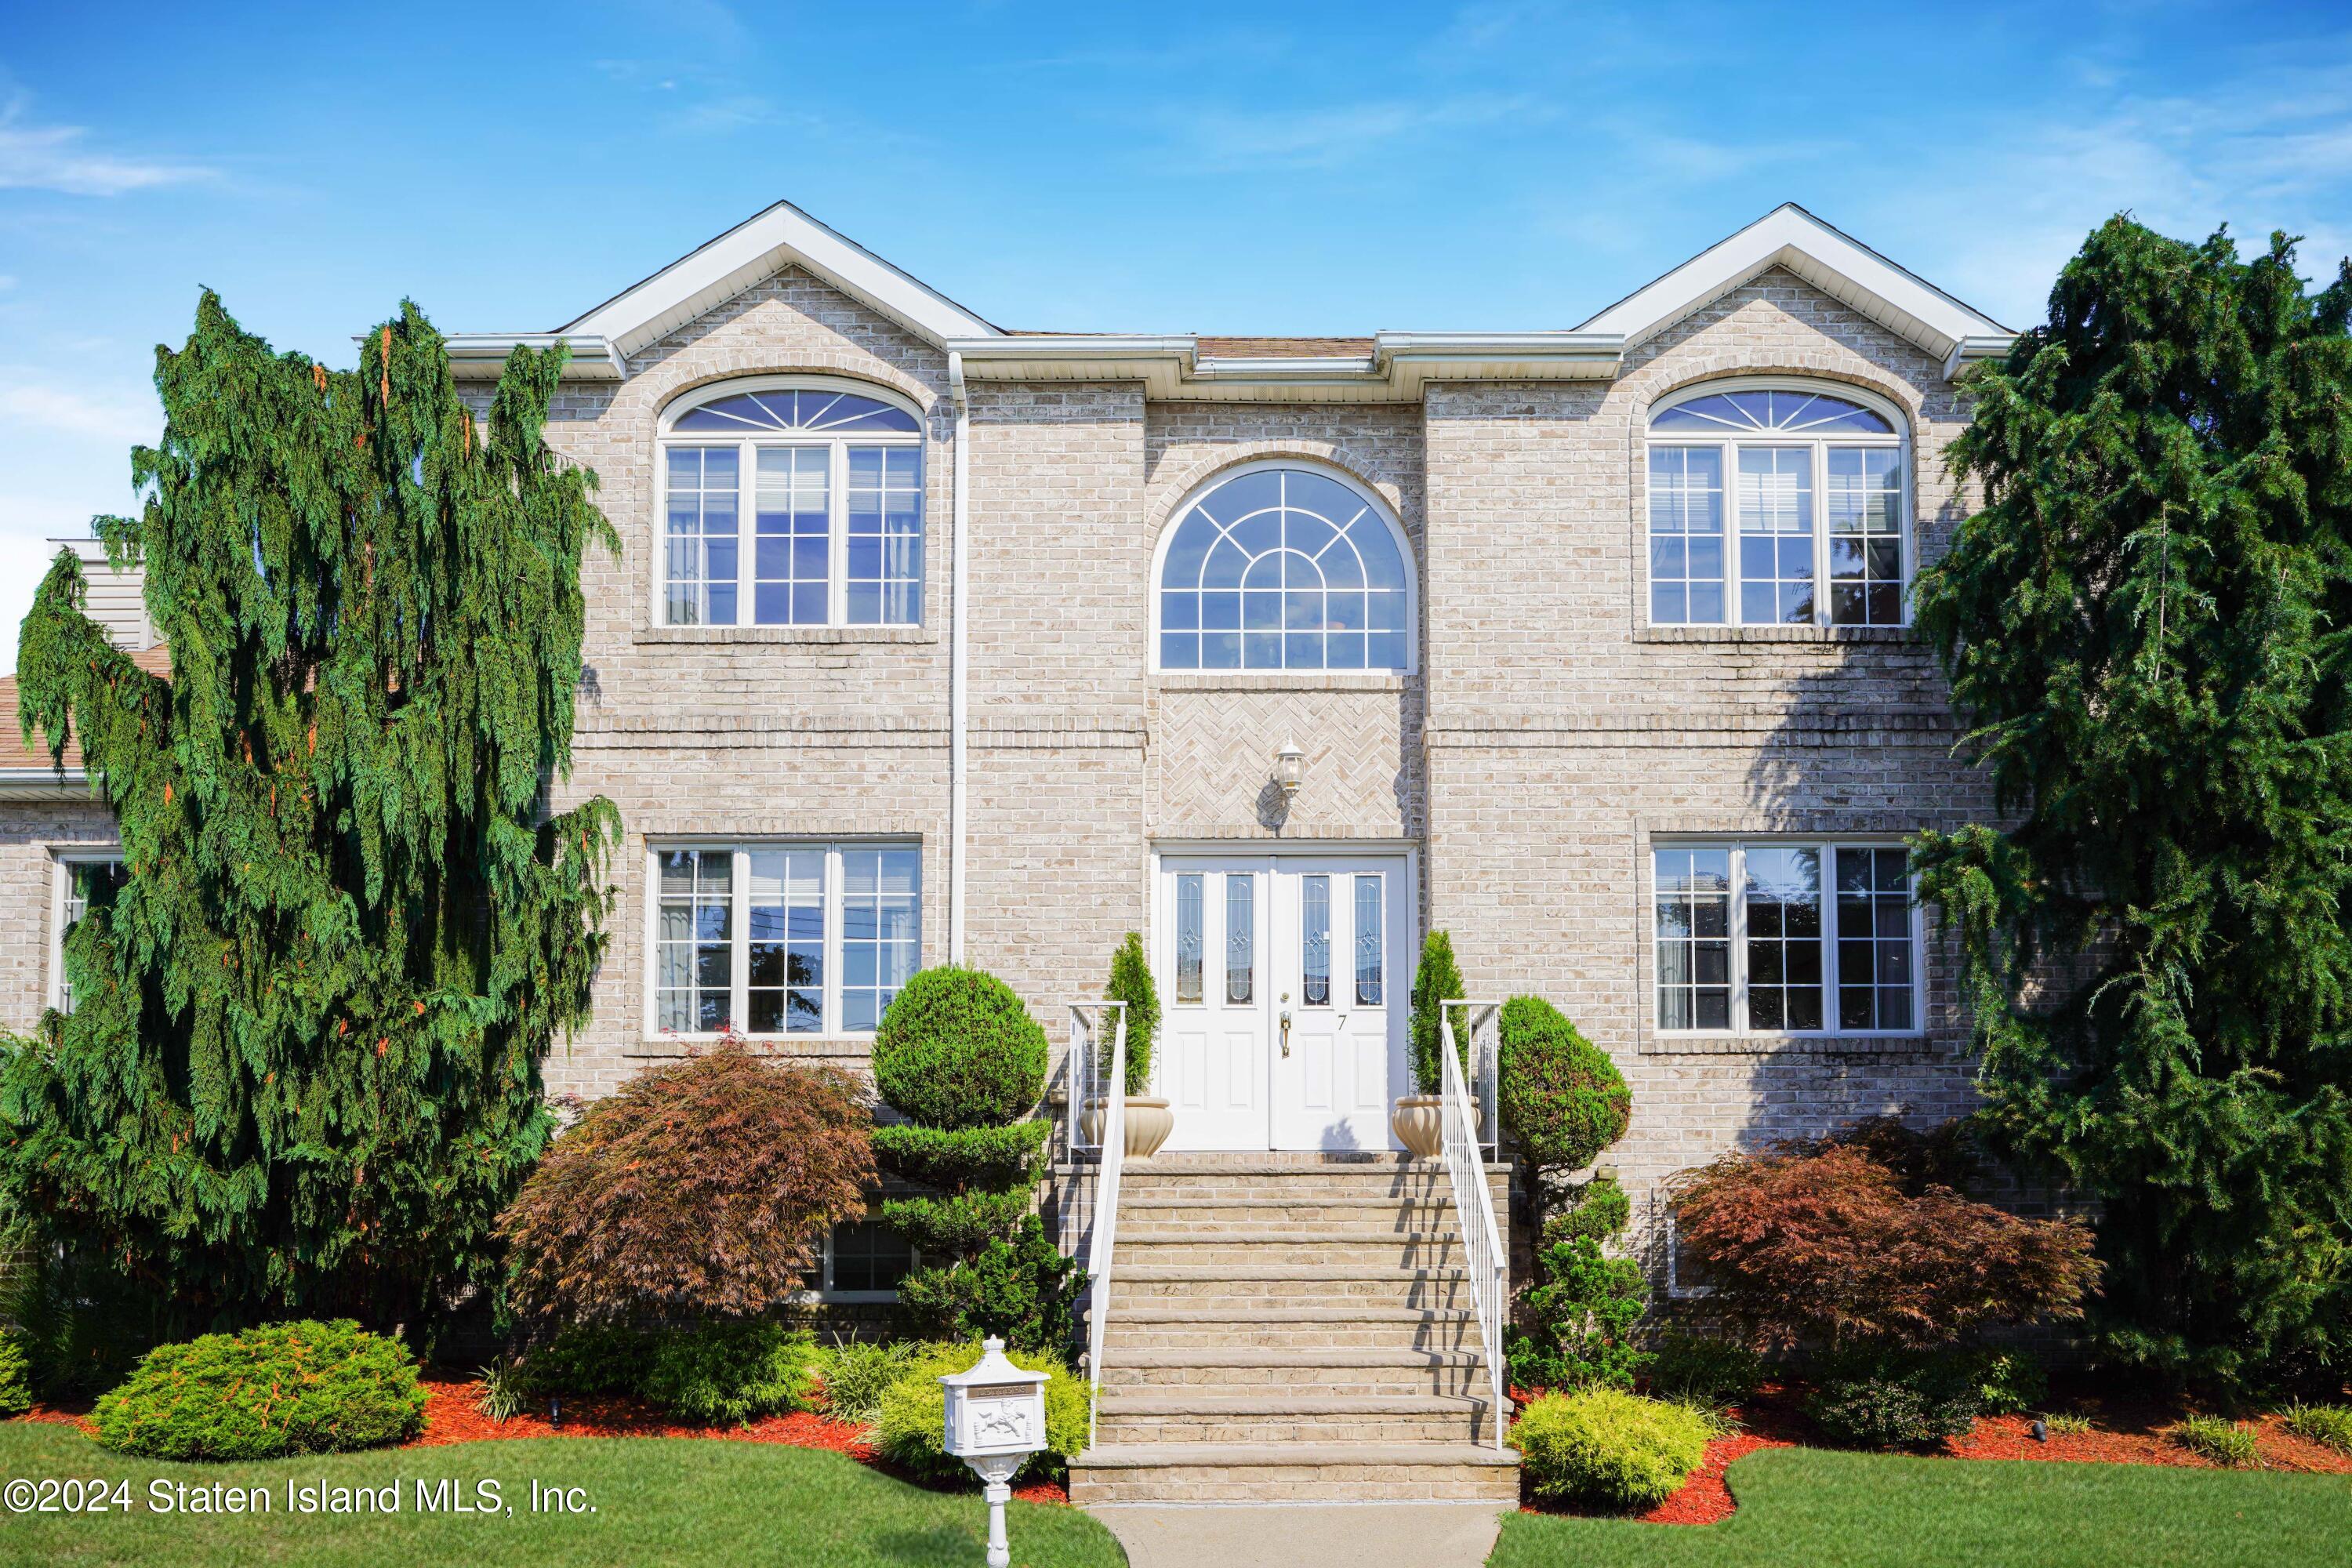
[1911,218,2352,1387]
[0,294,619,1329]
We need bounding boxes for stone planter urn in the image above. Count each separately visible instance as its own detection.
[1392,1094,1482,1158]
[1080,1098,1174,1159]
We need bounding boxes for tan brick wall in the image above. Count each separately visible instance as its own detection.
[0,798,122,1032]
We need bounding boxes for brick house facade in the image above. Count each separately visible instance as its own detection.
[2,204,2009,1436]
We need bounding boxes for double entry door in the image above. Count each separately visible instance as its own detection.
[1154,852,1409,1151]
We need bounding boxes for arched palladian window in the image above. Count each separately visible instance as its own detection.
[659,379,924,627]
[1646,382,1908,628]
[1155,463,1414,672]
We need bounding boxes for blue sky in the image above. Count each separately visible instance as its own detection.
[5,0,2351,666]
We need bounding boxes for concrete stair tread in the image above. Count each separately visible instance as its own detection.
[1116,1305,1472,1322]
[1122,1194,1456,1207]
[1119,1264,1468,1281]
[1112,1348,1483,1368]
[1122,1229,1456,1243]
[1073,1442,1519,1468]
[1098,1392,1494,1414]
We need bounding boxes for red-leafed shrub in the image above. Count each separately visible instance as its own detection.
[1670,1131,2098,1351]
[498,1046,875,1324]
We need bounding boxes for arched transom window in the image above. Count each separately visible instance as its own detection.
[659,380,924,627]
[1646,383,1907,628]
[1156,464,1413,671]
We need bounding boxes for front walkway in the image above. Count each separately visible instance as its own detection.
[1087,1501,1508,1568]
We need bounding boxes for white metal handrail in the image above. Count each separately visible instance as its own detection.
[1440,1000,1508,1451]
[1069,1001,1128,1448]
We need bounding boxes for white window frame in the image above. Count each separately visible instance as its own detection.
[1148,459,1420,675]
[1664,1210,1717,1301]
[815,1218,917,1304]
[642,839,920,1041]
[1650,837,1925,1041]
[654,376,926,629]
[49,850,125,1013]
[1643,377,1911,629]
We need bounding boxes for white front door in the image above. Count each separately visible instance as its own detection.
[1156,852,1408,1152]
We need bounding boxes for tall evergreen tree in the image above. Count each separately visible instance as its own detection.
[0,294,619,1328]
[1911,218,2352,1385]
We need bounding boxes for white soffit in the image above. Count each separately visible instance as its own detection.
[1578,204,2013,368]
[946,331,1624,402]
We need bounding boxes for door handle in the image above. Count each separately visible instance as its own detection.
[1279,1011,1292,1057]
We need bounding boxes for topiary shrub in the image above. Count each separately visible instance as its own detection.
[1408,931,1468,1094]
[1497,996,1629,1174]
[1508,1176,1650,1393]
[640,1321,821,1427]
[872,967,1048,1130]
[93,1320,425,1461]
[1102,932,1160,1095]
[1508,1387,1711,1508]
[869,1122,1051,1194]
[880,1189,1035,1258]
[895,1216,1083,1354]
[872,1341,1090,1484]
[0,1327,31,1417]
[1647,1333,1763,1404]
[498,1047,875,1326]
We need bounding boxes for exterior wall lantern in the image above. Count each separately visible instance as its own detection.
[940,1338,1049,1568]
[1273,739,1307,799]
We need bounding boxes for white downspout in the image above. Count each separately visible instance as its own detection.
[948,351,970,967]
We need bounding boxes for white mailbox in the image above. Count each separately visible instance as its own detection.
[940,1338,1049,1568]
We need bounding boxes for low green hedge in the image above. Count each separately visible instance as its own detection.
[872,1341,1090,1484]
[0,1327,31,1418]
[1509,1387,1712,1508]
[93,1320,425,1461]
[640,1321,821,1427]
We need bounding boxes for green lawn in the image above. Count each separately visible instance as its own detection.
[1489,1445,2352,1568]
[0,1422,1127,1567]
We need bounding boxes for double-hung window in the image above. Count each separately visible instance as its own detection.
[1646,384,1907,628]
[51,854,127,1013]
[1653,841,1920,1038]
[650,842,920,1038]
[659,381,924,628]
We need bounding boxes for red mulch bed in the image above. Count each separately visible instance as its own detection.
[1515,1379,2352,1526]
[405,1374,1073,1504]
[4,1374,1069,1506]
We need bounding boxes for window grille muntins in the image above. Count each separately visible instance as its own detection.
[659,381,924,629]
[1646,383,1909,629]
[649,841,919,1038]
[1651,840,1922,1039]
[1156,463,1415,671]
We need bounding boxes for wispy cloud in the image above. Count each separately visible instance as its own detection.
[1169,93,1552,172]
[0,366,157,445]
[0,95,211,196]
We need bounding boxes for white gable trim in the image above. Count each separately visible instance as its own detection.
[558,199,1000,361]
[1578,204,2012,370]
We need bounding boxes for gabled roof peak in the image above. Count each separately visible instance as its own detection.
[1578,203,2011,375]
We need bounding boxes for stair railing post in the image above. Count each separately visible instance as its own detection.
[1079,1002,1127,1451]
[1439,1000,1509,1454]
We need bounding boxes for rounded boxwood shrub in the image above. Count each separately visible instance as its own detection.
[1497,996,1629,1173]
[872,967,1048,1130]
[873,1341,1090,1483]
[93,1320,426,1461]
[640,1321,820,1427]
[1509,1386,1712,1508]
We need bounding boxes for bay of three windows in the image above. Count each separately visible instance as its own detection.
[1648,388,1906,628]
[1654,841,1918,1036]
[662,388,923,628]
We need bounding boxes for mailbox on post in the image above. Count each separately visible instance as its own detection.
[940,1337,1048,1568]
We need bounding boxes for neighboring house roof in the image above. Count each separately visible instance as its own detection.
[0,643,172,796]
[442,199,2015,394]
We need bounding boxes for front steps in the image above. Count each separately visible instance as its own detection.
[1066,1152,1519,1505]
